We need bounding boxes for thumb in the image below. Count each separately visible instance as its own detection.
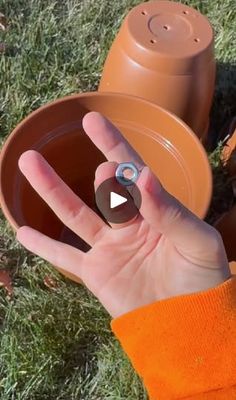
[137,166,228,266]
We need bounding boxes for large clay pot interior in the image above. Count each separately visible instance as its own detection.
[0,92,212,250]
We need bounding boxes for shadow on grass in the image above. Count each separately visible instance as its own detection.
[33,326,108,400]
[56,331,99,380]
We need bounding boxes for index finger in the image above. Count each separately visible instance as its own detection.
[82,112,145,169]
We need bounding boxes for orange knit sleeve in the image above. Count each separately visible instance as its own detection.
[111,277,236,400]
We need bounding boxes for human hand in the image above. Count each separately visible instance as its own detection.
[17,112,231,318]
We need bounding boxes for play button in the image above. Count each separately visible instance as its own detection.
[110,192,127,209]
[95,177,142,224]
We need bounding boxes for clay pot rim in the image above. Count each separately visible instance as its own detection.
[0,91,213,229]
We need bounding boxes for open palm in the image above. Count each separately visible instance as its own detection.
[17,112,230,318]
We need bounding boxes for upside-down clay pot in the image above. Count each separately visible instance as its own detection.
[0,92,212,281]
[214,205,236,275]
[99,1,216,140]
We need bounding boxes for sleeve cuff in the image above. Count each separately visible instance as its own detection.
[111,277,236,400]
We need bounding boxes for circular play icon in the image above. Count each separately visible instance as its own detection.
[95,177,142,224]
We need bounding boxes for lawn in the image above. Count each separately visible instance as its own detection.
[0,0,235,399]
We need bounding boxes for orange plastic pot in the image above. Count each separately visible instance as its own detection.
[99,1,216,140]
[0,92,212,251]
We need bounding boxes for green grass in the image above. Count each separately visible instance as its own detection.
[0,0,235,399]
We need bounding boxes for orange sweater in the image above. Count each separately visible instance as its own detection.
[111,277,236,399]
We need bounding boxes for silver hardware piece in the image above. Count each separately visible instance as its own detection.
[115,162,139,186]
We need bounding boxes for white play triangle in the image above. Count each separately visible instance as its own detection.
[110,191,127,209]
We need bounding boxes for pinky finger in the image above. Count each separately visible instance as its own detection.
[17,226,85,283]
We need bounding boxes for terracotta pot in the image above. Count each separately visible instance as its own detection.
[99,0,215,140]
[230,262,236,275]
[214,205,236,275]
[0,92,212,253]
[221,128,236,177]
